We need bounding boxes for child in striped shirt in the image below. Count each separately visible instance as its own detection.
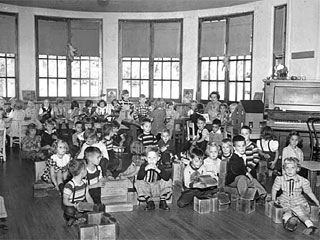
[272,157,319,235]
[241,125,260,179]
[138,118,157,148]
[63,159,93,226]
[85,147,106,206]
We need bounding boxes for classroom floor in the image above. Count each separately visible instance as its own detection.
[0,147,319,240]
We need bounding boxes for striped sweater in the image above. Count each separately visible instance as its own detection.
[245,141,259,177]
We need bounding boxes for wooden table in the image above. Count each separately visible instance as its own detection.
[300,161,320,194]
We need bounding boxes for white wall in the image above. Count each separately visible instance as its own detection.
[3,0,317,101]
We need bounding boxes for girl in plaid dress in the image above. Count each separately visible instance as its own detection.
[271,157,319,235]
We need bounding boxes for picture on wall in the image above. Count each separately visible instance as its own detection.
[22,90,36,101]
[182,89,193,103]
[106,88,117,102]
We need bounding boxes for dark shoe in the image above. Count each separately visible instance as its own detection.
[303,226,318,235]
[159,200,170,211]
[283,216,299,232]
[144,200,155,211]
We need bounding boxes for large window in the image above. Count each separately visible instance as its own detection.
[199,14,253,102]
[120,20,182,100]
[273,5,287,74]
[0,13,18,98]
[36,17,101,99]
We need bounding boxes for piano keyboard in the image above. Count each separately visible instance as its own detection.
[268,120,320,131]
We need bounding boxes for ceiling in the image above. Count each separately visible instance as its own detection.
[0,0,261,12]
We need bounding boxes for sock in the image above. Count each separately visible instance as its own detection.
[305,220,313,228]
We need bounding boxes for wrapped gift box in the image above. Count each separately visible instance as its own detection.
[194,196,211,214]
[271,204,283,224]
[237,188,256,214]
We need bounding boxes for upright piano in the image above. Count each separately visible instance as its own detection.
[264,79,320,159]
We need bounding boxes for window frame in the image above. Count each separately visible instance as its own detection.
[198,12,254,104]
[118,19,183,102]
[0,11,19,100]
[35,15,103,101]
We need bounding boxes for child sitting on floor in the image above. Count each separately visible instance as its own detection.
[150,98,166,140]
[95,99,113,123]
[158,128,175,169]
[271,157,320,235]
[70,121,84,156]
[192,116,209,152]
[133,94,151,122]
[217,103,229,126]
[49,140,71,192]
[203,142,220,182]
[38,99,53,123]
[24,100,42,130]
[41,119,59,156]
[135,146,172,211]
[81,100,96,120]
[187,100,197,117]
[69,100,80,124]
[208,119,223,146]
[219,138,233,189]
[165,101,180,137]
[63,159,93,226]
[282,131,303,166]
[85,146,106,206]
[241,125,260,179]
[53,98,69,133]
[177,147,216,208]
[138,118,157,148]
[21,123,45,161]
[225,135,266,199]
[118,89,134,121]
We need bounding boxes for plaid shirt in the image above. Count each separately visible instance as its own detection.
[133,104,150,120]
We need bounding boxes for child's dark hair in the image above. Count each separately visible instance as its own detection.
[14,100,24,110]
[161,128,170,135]
[111,99,119,106]
[212,119,221,126]
[145,145,160,156]
[45,118,55,127]
[197,116,206,123]
[241,125,252,134]
[196,103,204,114]
[140,94,146,98]
[286,131,303,148]
[190,147,205,160]
[98,99,107,107]
[83,117,94,126]
[111,120,120,129]
[84,129,97,140]
[74,121,84,131]
[68,159,86,177]
[122,89,129,96]
[219,103,229,113]
[102,124,113,137]
[26,123,37,135]
[222,138,232,145]
[56,98,64,105]
[141,118,152,126]
[167,101,176,110]
[209,91,220,100]
[233,135,245,145]
[71,100,79,110]
[84,146,101,160]
[261,126,276,141]
[85,100,93,108]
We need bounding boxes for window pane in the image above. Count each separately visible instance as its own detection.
[132,62,140,79]
[154,62,162,79]
[122,61,131,79]
[81,60,90,78]
[90,80,99,97]
[0,58,5,77]
[81,80,90,97]
[218,82,225,100]
[58,60,66,78]
[39,78,47,97]
[163,62,171,80]
[48,78,57,97]
[237,61,244,81]
[49,60,57,77]
[141,80,149,98]
[0,78,6,97]
[131,80,140,98]
[229,61,236,80]
[7,58,15,77]
[245,60,251,80]
[209,81,217,93]
[153,81,161,98]
[245,82,251,100]
[229,82,236,101]
[7,78,15,97]
[201,61,209,80]
[90,60,99,79]
[123,80,131,95]
[163,81,171,98]
[237,83,244,101]
[171,81,179,99]
[141,61,149,79]
[39,59,47,78]
[218,61,225,79]
[72,60,80,78]
[58,79,66,97]
[172,62,179,80]
[72,80,80,97]
[201,81,208,100]
[209,61,217,80]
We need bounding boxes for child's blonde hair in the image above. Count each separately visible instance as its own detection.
[153,98,165,109]
[145,145,160,157]
[52,139,69,154]
[206,142,220,155]
[282,157,300,171]
[14,100,24,110]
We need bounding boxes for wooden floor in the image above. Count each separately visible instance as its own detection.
[0,148,319,240]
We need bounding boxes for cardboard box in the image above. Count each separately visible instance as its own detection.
[127,189,138,205]
[101,179,132,198]
[79,224,98,240]
[271,204,283,224]
[310,205,319,222]
[87,212,103,225]
[100,213,119,240]
[217,192,230,211]
[101,194,128,205]
[34,161,47,182]
[105,202,133,213]
[172,161,184,186]
[230,194,239,211]
[210,196,218,212]
[194,196,211,214]
[264,201,273,218]
[237,189,256,214]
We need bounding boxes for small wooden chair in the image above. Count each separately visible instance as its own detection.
[172,119,187,151]
[186,120,196,141]
[0,128,6,162]
[9,120,23,148]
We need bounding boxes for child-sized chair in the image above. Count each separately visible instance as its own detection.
[9,120,24,148]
